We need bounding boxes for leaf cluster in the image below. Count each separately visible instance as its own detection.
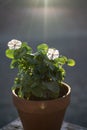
[6,42,75,100]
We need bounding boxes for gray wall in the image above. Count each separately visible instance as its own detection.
[0,0,87,128]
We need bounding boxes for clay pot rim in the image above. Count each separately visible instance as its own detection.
[12,82,71,102]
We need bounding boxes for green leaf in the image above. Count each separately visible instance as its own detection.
[10,59,19,69]
[22,42,32,53]
[55,56,67,65]
[43,82,59,93]
[13,42,32,59]
[32,87,43,97]
[5,49,14,59]
[18,88,24,98]
[58,57,65,64]
[14,47,27,59]
[67,59,75,66]
[37,43,48,53]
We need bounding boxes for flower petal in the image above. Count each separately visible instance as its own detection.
[8,39,22,50]
[47,48,59,60]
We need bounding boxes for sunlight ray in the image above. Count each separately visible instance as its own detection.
[27,0,59,39]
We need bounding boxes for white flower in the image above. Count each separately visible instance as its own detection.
[8,39,22,50]
[47,48,59,60]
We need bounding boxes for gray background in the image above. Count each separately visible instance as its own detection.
[0,0,87,128]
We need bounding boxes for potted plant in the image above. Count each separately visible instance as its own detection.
[6,39,75,130]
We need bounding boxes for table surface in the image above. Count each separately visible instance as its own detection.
[0,118,87,130]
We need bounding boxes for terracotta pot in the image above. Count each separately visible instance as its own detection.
[12,82,71,130]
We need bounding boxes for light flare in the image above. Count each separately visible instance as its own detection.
[27,0,59,39]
